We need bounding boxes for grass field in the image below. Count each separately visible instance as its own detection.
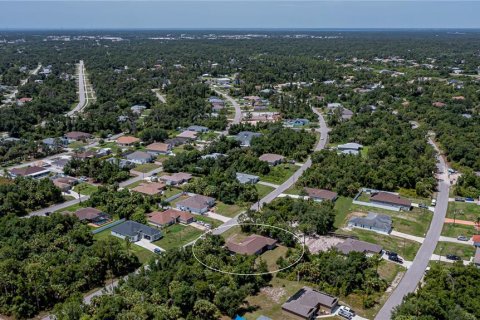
[334,197,353,228]
[133,163,160,173]
[255,246,288,272]
[259,164,298,184]
[73,182,98,196]
[153,224,203,250]
[214,201,245,218]
[93,229,154,264]
[446,201,480,222]
[434,241,476,260]
[441,223,477,238]
[163,187,184,199]
[55,202,84,212]
[255,184,275,198]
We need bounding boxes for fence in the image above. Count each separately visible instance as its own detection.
[91,218,126,234]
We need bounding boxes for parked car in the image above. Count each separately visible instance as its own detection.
[386,251,398,258]
[455,197,465,202]
[465,197,474,202]
[338,306,355,319]
[446,254,461,261]
[153,248,162,254]
[457,235,469,241]
[431,199,437,206]
[419,203,428,209]
[388,255,403,264]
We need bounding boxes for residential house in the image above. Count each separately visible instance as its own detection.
[285,118,310,127]
[159,172,192,185]
[304,188,338,202]
[341,108,353,120]
[370,192,412,211]
[348,212,393,234]
[50,158,70,170]
[125,151,154,164]
[10,166,50,179]
[73,207,110,225]
[111,220,162,242]
[236,172,260,184]
[147,209,195,228]
[146,142,172,155]
[176,194,215,214]
[106,158,134,169]
[334,238,383,255]
[327,102,343,109]
[212,102,225,113]
[473,235,480,247]
[74,150,97,160]
[337,142,363,155]
[42,137,69,149]
[165,137,190,147]
[282,287,339,319]
[52,176,77,192]
[65,131,92,142]
[208,96,224,104]
[187,125,209,133]
[259,153,285,166]
[234,131,262,147]
[116,136,140,146]
[131,182,166,196]
[131,105,146,115]
[226,234,277,255]
[177,130,198,140]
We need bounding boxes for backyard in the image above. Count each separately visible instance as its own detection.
[259,163,298,185]
[255,245,288,272]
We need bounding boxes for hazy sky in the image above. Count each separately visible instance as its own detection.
[0,1,479,29]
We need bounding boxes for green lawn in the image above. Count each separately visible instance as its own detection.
[73,182,98,196]
[68,141,86,149]
[153,224,203,250]
[283,185,303,195]
[441,223,477,238]
[434,241,476,260]
[214,201,245,218]
[172,146,185,154]
[133,163,160,173]
[162,187,184,199]
[124,180,143,189]
[255,184,275,199]
[255,245,288,272]
[447,201,480,222]
[259,164,298,185]
[334,197,353,228]
[93,229,154,264]
[339,229,421,261]
[55,202,84,213]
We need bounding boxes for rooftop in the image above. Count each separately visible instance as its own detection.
[282,287,338,318]
[111,220,161,238]
[304,187,338,201]
[370,192,411,207]
[226,234,277,255]
[177,194,215,210]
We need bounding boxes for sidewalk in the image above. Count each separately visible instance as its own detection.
[430,254,471,266]
[390,230,424,243]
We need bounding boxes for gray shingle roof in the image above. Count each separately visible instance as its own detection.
[348,212,392,233]
[111,220,161,238]
[282,287,338,318]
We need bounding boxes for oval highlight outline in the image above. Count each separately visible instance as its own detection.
[191,222,305,276]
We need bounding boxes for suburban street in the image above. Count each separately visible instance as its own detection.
[0,63,41,108]
[375,137,451,320]
[213,107,329,235]
[26,167,163,217]
[66,60,88,116]
[212,87,242,125]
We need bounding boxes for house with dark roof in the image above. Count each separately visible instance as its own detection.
[304,188,338,202]
[348,212,392,234]
[234,131,262,147]
[111,220,162,242]
[282,287,339,319]
[125,151,154,164]
[259,153,285,166]
[42,137,69,148]
[176,194,215,214]
[165,137,190,147]
[64,131,92,142]
[226,234,277,255]
[187,125,209,133]
[73,207,110,225]
[370,192,412,211]
[10,166,50,179]
[335,238,383,255]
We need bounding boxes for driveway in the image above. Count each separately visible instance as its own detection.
[136,239,164,252]
[205,212,231,223]
[258,181,280,188]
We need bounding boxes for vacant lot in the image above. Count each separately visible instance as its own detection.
[73,182,98,195]
[153,224,203,250]
[259,163,298,184]
[256,184,275,199]
[446,201,480,222]
[214,201,245,218]
[441,223,477,238]
[434,241,476,260]
[133,163,160,173]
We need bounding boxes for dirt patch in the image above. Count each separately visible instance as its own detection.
[304,236,344,254]
[260,286,286,304]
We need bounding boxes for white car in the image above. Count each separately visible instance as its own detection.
[338,306,355,319]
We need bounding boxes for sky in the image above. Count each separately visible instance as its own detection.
[0,1,479,30]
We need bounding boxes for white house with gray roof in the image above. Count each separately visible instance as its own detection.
[348,212,392,234]
[234,131,262,147]
[236,172,259,184]
[337,142,363,155]
[125,151,154,164]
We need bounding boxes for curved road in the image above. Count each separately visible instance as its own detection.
[213,107,328,235]
[375,138,450,320]
[212,87,242,125]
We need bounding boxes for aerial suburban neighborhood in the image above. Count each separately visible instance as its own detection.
[0,3,480,320]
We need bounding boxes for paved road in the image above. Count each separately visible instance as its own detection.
[1,63,42,108]
[27,167,163,217]
[152,89,166,103]
[375,138,450,320]
[213,108,328,235]
[212,87,242,125]
[67,60,88,116]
